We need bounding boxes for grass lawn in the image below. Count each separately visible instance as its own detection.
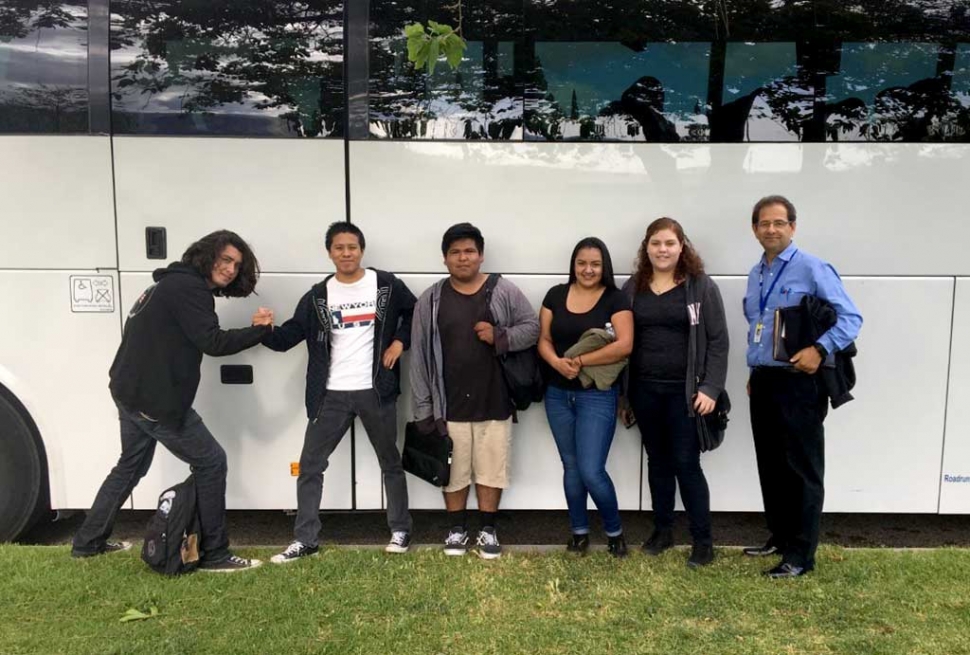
[1,545,969,655]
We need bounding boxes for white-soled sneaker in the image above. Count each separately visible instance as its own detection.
[475,527,502,560]
[385,531,411,554]
[270,541,319,564]
[71,541,133,558]
[198,554,262,572]
[443,528,469,556]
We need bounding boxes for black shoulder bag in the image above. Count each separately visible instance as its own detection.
[483,274,544,412]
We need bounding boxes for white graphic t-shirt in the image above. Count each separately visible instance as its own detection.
[326,269,377,390]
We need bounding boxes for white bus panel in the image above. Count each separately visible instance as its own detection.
[113,137,346,273]
[0,137,115,270]
[120,273,353,511]
[942,278,970,514]
[0,270,120,509]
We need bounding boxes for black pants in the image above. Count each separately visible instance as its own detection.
[630,379,712,546]
[295,389,411,547]
[749,367,828,568]
[72,402,231,562]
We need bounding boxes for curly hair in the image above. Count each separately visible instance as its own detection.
[631,217,704,293]
[181,230,260,298]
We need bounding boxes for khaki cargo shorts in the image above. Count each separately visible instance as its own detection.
[443,418,513,492]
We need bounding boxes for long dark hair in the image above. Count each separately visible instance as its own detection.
[181,230,260,298]
[568,237,617,291]
[632,218,704,293]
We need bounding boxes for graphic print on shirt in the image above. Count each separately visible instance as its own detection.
[330,299,376,330]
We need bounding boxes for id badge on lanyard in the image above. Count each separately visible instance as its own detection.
[754,258,789,344]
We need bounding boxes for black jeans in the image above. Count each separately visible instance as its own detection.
[630,379,712,546]
[72,402,230,562]
[294,390,411,547]
[749,367,828,569]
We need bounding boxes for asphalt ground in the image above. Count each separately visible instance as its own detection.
[20,509,970,550]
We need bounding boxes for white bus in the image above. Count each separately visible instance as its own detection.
[3,0,970,541]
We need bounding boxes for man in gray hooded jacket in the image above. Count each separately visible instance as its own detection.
[410,223,539,559]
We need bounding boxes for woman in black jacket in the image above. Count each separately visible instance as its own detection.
[621,217,729,567]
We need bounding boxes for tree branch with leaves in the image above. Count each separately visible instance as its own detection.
[404,0,467,74]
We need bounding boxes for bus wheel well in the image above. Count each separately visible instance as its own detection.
[0,383,50,542]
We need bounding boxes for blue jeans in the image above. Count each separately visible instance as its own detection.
[544,384,622,536]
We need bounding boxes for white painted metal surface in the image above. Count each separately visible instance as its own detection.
[0,137,115,270]
[113,137,346,273]
[120,272,353,511]
[3,136,969,516]
[942,278,970,514]
[0,271,121,509]
[350,141,970,277]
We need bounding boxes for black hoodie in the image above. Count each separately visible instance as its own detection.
[109,263,269,428]
[261,268,416,419]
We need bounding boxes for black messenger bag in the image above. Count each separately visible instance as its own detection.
[402,421,453,487]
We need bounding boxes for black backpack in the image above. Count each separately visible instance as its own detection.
[482,274,545,411]
[141,475,202,576]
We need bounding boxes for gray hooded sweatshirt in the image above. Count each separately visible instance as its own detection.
[410,275,539,427]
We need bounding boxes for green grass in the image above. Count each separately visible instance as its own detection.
[1,545,969,655]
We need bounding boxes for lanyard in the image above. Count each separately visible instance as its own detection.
[758,257,790,317]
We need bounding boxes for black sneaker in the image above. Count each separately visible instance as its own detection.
[475,527,502,560]
[443,528,469,556]
[385,531,411,554]
[72,541,133,558]
[607,534,628,558]
[687,543,715,568]
[198,554,262,572]
[641,528,674,556]
[270,541,318,564]
[566,533,590,555]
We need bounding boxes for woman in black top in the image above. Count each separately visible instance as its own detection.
[621,218,729,567]
[538,237,633,557]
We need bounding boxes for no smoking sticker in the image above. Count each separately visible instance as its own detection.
[70,276,115,313]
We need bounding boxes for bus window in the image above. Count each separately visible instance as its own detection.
[110,0,344,137]
[0,1,88,134]
[716,42,805,143]
[525,41,710,142]
[827,42,969,142]
[368,0,522,140]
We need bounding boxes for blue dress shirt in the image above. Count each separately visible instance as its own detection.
[743,242,863,368]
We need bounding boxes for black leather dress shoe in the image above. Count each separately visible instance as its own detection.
[743,540,783,557]
[765,562,809,578]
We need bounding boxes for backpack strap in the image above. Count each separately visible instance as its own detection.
[482,273,501,324]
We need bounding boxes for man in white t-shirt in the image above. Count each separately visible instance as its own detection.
[258,222,417,561]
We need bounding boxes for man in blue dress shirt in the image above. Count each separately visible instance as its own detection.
[742,195,863,578]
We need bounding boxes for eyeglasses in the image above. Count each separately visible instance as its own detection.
[756,220,791,230]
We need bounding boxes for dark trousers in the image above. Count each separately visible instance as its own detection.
[72,403,230,562]
[630,379,712,546]
[295,389,411,546]
[749,367,828,568]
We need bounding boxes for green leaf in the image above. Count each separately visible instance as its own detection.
[120,607,159,623]
[407,33,427,62]
[426,37,440,75]
[443,34,467,69]
[427,20,453,37]
[403,22,425,38]
[413,40,431,70]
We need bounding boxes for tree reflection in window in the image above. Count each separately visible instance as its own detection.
[0,1,88,134]
[110,0,344,137]
[525,41,709,142]
[368,0,523,140]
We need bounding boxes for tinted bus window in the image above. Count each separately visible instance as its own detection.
[0,1,88,134]
[368,0,523,140]
[110,0,344,137]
